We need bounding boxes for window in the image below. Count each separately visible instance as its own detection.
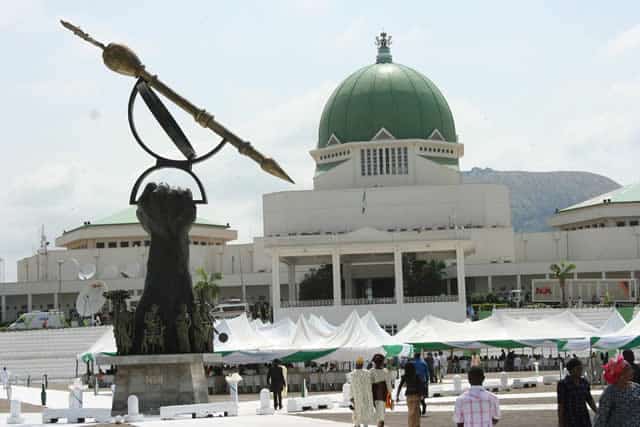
[402,147,409,174]
[132,241,141,247]
[631,220,639,226]
[385,148,390,174]
[372,148,378,175]
[108,242,117,248]
[120,241,129,248]
[617,221,626,227]
[359,146,409,176]
[381,324,398,335]
[96,242,105,249]
[391,148,397,174]
[144,240,150,247]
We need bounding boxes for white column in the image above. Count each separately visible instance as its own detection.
[394,248,404,304]
[601,272,607,279]
[447,279,452,295]
[455,245,466,304]
[332,250,341,306]
[271,251,280,312]
[631,271,635,279]
[288,263,296,303]
[516,275,522,292]
[1,295,6,322]
[53,293,59,311]
[27,294,32,313]
[487,276,493,293]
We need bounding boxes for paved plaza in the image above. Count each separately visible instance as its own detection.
[0,372,603,426]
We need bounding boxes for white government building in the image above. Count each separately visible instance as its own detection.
[2,35,640,330]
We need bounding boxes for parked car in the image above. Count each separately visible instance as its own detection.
[8,311,65,330]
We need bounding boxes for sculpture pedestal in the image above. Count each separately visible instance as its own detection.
[97,354,221,415]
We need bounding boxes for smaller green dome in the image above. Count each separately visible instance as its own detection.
[317,34,456,149]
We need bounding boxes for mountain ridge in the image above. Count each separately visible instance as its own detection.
[462,167,621,232]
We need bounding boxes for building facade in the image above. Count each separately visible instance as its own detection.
[1,34,639,328]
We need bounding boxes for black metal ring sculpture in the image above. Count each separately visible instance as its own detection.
[127,78,227,204]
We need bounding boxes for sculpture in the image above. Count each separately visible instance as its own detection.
[60,21,282,356]
[175,304,192,353]
[140,305,165,354]
[104,290,134,355]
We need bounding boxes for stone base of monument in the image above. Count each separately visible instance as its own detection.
[97,353,222,415]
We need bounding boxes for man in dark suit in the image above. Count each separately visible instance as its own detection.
[267,359,286,410]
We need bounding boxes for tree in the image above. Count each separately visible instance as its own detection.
[298,264,333,300]
[194,268,221,305]
[549,261,576,306]
[403,255,447,296]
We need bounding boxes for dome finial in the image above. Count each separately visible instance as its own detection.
[375,31,392,63]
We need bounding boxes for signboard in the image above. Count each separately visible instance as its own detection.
[532,279,638,303]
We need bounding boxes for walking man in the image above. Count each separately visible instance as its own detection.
[413,351,429,415]
[266,359,286,410]
[557,358,597,427]
[370,354,393,427]
[453,367,501,427]
[350,357,375,427]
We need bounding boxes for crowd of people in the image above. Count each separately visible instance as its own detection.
[343,349,640,427]
[557,350,640,427]
[348,351,499,427]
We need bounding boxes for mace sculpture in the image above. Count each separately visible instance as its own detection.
[61,21,293,414]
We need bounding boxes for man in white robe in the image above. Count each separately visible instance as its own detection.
[350,357,375,427]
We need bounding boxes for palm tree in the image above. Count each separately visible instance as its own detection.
[194,268,221,305]
[549,261,576,306]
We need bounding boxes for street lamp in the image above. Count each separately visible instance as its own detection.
[57,260,64,311]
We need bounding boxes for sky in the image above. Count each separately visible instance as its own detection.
[1,1,640,281]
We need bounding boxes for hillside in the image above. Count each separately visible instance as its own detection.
[462,168,621,232]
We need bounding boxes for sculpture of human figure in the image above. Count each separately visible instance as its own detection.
[175,304,192,353]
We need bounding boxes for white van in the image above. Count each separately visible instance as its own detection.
[8,311,65,330]
[211,300,249,319]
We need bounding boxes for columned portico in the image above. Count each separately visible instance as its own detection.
[266,228,474,324]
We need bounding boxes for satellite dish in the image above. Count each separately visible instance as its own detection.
[75,281,108,317]
[120,263,140,279]
[78,264,96,280]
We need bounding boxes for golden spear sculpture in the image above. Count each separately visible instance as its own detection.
[60,20,294,184]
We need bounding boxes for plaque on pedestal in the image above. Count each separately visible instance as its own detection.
[97,353,221,415]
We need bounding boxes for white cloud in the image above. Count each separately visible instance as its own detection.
[606,24,640,57]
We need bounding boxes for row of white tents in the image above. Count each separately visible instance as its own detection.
[79,308,640,364]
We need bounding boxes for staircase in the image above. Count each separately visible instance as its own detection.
[0,326,111,382]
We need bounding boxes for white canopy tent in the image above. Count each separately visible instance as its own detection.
[78,309,631,363]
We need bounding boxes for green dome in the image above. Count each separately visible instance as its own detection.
[317,40,456,149]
